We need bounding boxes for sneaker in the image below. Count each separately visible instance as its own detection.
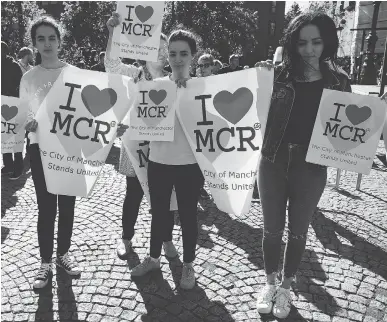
[180,262,195,290]
[56,252,81,276]
[117,239,132,258]
[273,287,292,319]
[9,170,23,180]
[1,167,12,175]
[33,262,52,289]
[163,241,178,258]
[131,256,160,277]
[256,284,277,314]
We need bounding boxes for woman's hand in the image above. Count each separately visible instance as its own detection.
[175,78,190,88]
[106,12,120,34]
[25,119,38,132]
[254,59,274,70]
[116,123,129,138]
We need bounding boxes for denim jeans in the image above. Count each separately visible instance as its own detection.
[148,161,203,263]
[29,144,76,262]
[258,143,327,278]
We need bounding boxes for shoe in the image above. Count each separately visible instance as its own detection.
[272,287,292,319]
[256,284,277,314]
[33,262,52,289]
[1,167,12,175]
[9,170,23,180]
[131,256,160,277]
[163,241,178,258]
[180,262,195,290]
[56,252,81,276]
[116,239,132,258]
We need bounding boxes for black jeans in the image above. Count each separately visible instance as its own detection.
[3,152,23,173]
[122,176,174,241]
[258,143,327,278]
[29,144,76,262]
[148,161,203,263]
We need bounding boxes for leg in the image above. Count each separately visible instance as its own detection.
[122,176,144,240]
[2,153,14,171]
[163,210,175,242]
[57,194,76,256]
[174,164,203,264]
[29,144,58,263]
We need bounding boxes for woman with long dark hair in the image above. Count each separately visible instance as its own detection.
[21,16,81,289]
[255,12,351,318]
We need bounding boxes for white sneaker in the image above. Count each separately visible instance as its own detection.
[256,284,277,314]
[180,262,195,290]
[273,287,292,319]
[117,239,132,258]
[163,241,178,258]
[131,257,160,277]
[33,262,52,289]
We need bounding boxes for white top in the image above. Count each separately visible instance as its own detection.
[149,76,197,165]
[20,64,69,144]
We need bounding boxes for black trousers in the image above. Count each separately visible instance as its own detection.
[29,144,76,262]
[148,161,203,263]
[122,176,174,242]
[3,152,23,172]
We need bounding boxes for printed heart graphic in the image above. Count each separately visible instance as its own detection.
[149,90,167,105]
[135,5,154,23]
[213,87,253,124]
[345,104,372,126]
[81,85,117,117]
[1,104,18,121]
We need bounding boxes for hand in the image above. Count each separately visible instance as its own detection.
[254,60,274,70]
[380,91,387,104]
[175,78,189,88]
[106,12,120,34]
[116,123,129,138]
[25,119,38,132]
[133,76,139,84]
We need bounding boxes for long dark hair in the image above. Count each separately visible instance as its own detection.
[281,12,339,79]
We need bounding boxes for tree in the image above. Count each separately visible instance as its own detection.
[1,2,46,57]
[284,3,302,31]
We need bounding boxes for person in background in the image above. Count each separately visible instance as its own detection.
[18,47,34,75]
[90,51,106,72]
[196,53,214,77]
[212,59,223,74]
[1,41,24,179]
[218,54,243,74]
[244,65,250,69]
[255,12,351,318]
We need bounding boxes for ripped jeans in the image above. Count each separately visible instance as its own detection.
[258,143,327,278]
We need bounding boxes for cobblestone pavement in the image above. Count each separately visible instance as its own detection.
[1,140,387,322]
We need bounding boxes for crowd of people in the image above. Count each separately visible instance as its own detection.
[2,10,386,320]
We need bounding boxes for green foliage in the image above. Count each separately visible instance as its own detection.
[1,1,46,57]
[284,3,302,31]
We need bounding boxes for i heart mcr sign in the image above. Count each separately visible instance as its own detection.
[111,1,165,62]
[306,89,387,174]
[176,68,273,215]
[35,66,136,197]
[126,78,177,141]
[1,96,28,153]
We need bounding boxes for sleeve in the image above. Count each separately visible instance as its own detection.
[104,56,140,78]
[19,77,34,123]
[341,75,352,93]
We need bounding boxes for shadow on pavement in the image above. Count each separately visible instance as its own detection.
[56,267,79,321]
[105,144,120,172]
[312,210,387,280]
[34,277,54,321]
[1,226,10,244]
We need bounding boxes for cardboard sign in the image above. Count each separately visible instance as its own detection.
[176,69,273,215]
[121,137,178,210]
[35,66,136,197]
[111,1,165,62]
[306,89,387,174]
[1,96,28,153]
[126,78,177,141]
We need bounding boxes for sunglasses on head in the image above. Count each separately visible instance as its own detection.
[198,63,212,69]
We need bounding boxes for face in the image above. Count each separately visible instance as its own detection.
[168,40,193,75]
[197,57,213,77]
[297,24,324,66]
[25,53,34,64]
[34,25,60,60]
[230,57,239,69]
[213,63,221,74]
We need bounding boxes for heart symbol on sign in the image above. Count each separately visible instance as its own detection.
[1,105,18,121]
[135,5,154,23]
[345,104,372,126]
[149,90,167,105]
[213,87,253,124]
[81,85,117,117]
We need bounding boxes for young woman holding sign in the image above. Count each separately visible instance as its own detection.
[105,13,178,260]
[21,16,81,289]
[130,29,204,290]
[255,12,351,318]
